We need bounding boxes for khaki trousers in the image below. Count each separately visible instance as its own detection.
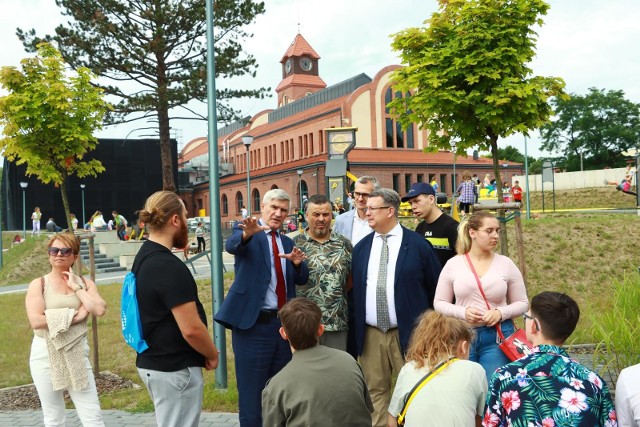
[359,326,404,427]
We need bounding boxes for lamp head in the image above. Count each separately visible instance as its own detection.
[242,135,254,148]
[297,169,303,177]
[80,184,86,189]
[20,181,28,189]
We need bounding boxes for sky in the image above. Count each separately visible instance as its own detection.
[1,0,639,158]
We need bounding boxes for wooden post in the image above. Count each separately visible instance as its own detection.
[473,202,526,284]
[75,232,99,373]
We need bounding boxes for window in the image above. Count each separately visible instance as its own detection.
[252,189,261,213]
[392,173,400,193]
[383,87,416,149]
[319,131,324,153]
[405,174,412,193]
[417,173,424,183]
[235,191,244,214]
[309,133,314,155]
[221,194,228,216]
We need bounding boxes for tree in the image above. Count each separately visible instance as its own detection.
[18,0,268,191]
[0,43,107,230]
[388,0,566,250]
[540,88,640,171]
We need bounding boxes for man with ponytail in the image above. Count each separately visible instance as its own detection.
[132,191,219,427]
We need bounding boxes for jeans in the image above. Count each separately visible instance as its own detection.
[470,320,515,384]
[137,366,204,427]
[29,335,104,427]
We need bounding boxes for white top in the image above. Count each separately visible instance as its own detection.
[616,364,640,427]
[388,358,487,427]
[365,222,402,329]
[351,211,373,246]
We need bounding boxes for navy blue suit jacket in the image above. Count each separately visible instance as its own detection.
[352,225,441,355]
[214,225,309,330]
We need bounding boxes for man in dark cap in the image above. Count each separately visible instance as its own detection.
[402,182,459,268]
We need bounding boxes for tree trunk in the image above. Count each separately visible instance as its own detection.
[157,55,176,192]
[60,176,73,231]
[489,135,508,256]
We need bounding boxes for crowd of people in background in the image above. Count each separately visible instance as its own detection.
[23,173,640,427]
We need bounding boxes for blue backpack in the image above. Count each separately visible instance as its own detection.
[121,256,151,353]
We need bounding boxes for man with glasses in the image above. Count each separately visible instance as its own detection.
[334,175,380,246]
[402,182,459,268]
[484,291,616,427]
[351,188,441,427]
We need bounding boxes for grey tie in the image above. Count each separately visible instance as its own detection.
[376,234,391,332]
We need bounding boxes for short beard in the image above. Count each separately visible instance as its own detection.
[173,218,189,249]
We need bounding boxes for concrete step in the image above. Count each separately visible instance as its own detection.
[81,253,107,260]
[93,261,120,269]
[96,266,127,274]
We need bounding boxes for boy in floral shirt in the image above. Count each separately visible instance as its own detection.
[483,292,616,427]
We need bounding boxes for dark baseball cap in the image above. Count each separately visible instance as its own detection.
[401,182,436,202]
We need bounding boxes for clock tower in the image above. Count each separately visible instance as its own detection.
[276,34,327,106]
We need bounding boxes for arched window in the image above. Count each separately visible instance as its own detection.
[252,189,261,213]
[235,191,244,214]
[221,194,228,216]
[271,184,279,190]
[384,87,415,149]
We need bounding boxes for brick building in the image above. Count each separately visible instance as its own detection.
[178,34,522,220]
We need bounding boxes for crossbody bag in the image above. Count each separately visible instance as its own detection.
[396,357,458,426]
[465,253,532,361]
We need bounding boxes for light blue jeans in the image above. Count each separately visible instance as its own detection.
[470,320,515,383]
[138,366,204,427]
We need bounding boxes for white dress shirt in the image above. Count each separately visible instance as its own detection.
[351,211,373,246]
[365,222,403,329]
[616,364,640,427]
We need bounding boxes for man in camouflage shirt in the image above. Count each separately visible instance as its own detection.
[294,194,353,351]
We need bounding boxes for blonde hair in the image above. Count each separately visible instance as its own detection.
[137,191,184,232]
[455,211,497,254]
[405,311,474,369]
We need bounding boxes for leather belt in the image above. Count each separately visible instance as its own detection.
[257,309,279,323]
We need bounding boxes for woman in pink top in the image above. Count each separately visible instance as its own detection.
[434,211,528,381]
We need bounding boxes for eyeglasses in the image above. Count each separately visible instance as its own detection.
[353,192,370,199]
[48,247,74,257]
[366,206,391,212]
[522,312,539,331]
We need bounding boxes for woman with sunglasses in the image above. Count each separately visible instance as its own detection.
[26,232,107,426]
[433,211,528,382]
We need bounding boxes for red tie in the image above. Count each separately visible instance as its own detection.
[271,231,287,308]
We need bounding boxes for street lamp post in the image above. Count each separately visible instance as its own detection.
[20,181,28,239]
[297,169,303,210]
[80,184,86,227]
[451,142,457,208]
[242,135,254,216]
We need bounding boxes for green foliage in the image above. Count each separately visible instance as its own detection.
[589,274,640,388]
[540,88,640,170]
[0,43,107,228]
[389,0,566,199]
[18,0,268,191]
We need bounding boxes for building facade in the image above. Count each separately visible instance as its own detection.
[178,34,522,220]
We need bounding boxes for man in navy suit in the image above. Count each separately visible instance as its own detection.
[215,189,308,427]
[351,188,441,427]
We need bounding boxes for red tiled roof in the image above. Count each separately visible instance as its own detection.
[280,34,320,62]
[275,74,327,92]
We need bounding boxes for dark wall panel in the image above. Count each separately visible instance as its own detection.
[1,138,177,231]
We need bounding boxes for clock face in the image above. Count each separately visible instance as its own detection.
[285,59,292,74]
[299,57,313,71]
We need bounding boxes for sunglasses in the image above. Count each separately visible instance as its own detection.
[48,247,74,257]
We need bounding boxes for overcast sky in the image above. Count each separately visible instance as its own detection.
[1,0,639,158]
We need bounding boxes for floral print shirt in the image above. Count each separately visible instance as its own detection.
[483,344,617,427]
[293,230,352,331]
